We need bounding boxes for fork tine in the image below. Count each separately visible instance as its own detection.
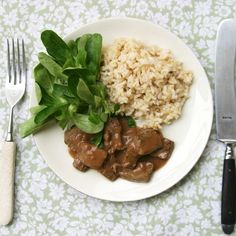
[12,38,16,84]
[21,39,26,85]
[7,39,11,83]
[17,38,21,84]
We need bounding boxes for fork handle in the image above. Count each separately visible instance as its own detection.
[0,141,16,225]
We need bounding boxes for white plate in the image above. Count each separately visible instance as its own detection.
[32,17,213,202]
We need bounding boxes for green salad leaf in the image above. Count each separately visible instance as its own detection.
[20,30,120,138]
[127,116,136,127]
[41,30,71,65]
[77,79,94,105]
[91,131,103,147]
[72,113,104,134]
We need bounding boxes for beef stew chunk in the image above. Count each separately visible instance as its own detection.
[118,127,163,168]
[65,128,107,169]
[139,156,168,171]
[77,142,107,169]
[122,128,163,155]
[104,117,124,154]
[65,127,93,149]
[116,145,139,168]
[99,155,120,181]
[64,117,174,183]
[73,158,89,172]
[150,138,174,159]
[119,162,154,182]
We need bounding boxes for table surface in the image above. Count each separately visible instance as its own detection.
[0,0,234,235]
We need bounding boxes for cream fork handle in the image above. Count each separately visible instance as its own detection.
[0,141,16,225]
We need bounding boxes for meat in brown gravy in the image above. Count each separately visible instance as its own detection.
[69,147,89,172]
[99,155,120,181]
[122,128,163,155]
[65,127,93,150]
[150,138,174,159]
[116,145,139,168]
[104,117,124,154]
[138,138,174,170]
[65,127,106,169]
[118,127,163,168]
[139,156,167,171]
[119,162,154,182]
[76,143,107,169]
[73,158,89,172]
[64,117,174,183]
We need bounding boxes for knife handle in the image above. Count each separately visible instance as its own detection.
[222,143,236,234]
[0,141,16,225]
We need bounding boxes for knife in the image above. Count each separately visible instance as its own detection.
[215,19,236,234]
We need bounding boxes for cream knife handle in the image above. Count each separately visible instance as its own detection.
[0,141,16,225]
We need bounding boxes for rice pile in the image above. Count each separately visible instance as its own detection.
[100,38,193,129]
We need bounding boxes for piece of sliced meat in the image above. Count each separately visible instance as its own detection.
[64,126,93,149]
[65,117,173,183]
[118,116,129,133]
[122,128,163,156]
[150,138,174,159]
[115,145,139,168]
[77,142,107,169]
[104,117,124,154]
[136,128,163,155]
[139,156,168,171]
[118,127,163,167]
[68,147,78,159]
[119,162,154,182]
[68,147,89,171]
[73,158,89,172]
[99,155,120,181]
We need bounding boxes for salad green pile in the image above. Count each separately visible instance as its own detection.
[20,30,120,138]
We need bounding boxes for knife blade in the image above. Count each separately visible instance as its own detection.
[215,18,236,234]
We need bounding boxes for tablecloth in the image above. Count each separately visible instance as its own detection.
[0,0,234,235]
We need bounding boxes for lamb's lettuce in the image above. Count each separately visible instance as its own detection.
[20,30,119,138]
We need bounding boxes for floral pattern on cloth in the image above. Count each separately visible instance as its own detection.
[0,0,234,235]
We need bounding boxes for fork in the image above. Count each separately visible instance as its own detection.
[0,39,26,225]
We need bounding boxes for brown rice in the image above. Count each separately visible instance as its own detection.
[100,38,193,129]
